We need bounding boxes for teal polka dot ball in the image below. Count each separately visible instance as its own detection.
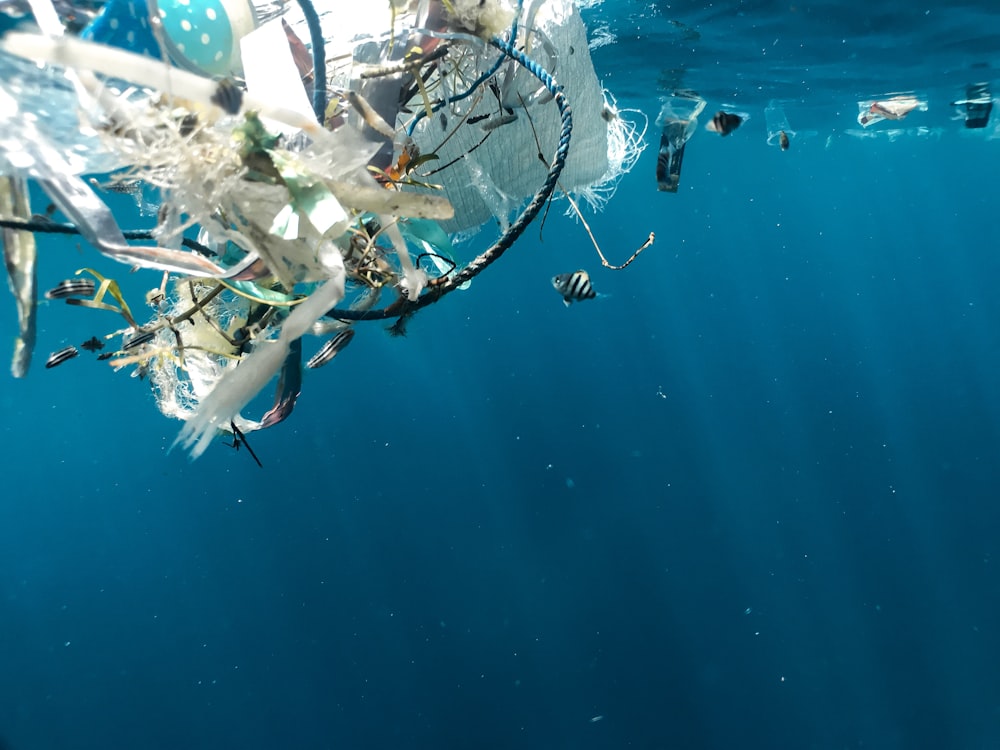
[156,0,256,76]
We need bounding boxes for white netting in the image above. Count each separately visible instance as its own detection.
[402,1,614,231]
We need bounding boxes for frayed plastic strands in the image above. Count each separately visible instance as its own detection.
[146,282,241,423]
[570,92,648,214]
[173,261,345,459]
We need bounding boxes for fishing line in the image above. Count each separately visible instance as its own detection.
[519,95,655,270]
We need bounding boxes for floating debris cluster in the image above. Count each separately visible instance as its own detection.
[0,0,648,460]
[655,84,994,192]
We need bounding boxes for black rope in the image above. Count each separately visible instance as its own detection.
[0,218,217,256]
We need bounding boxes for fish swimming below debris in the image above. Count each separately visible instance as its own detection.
[122,329,156,350]
[80,336,104,352]
[779,130,790,150]
[552,270,597,306]
[45,278,96,299]
[45,346,79,369]
[706,111,743,136]
[306,328,356,369]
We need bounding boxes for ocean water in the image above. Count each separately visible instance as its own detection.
[2,1,1000,749]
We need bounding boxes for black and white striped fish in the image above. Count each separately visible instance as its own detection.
[306,329,356,369]
[210,78,244,115]
[552,270,597,307]
[122,329,156,350]
[706,111,743,136]
[44,278,95,300]
[45,346,79,369]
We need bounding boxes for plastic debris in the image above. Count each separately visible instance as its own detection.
[858,94,927,128]
[0,0,641,460]
[952,83,993,130]
[655,90,705,193]
[0,174,36,377]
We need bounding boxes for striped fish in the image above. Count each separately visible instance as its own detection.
[706,110,743,136]
[122,329,156,350]
[552,270,597,307]
[210,79,244,116]
[45,278,96,300]
[306,329,355,369]
[45,346,79,369]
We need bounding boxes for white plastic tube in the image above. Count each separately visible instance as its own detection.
[1,32,328,138]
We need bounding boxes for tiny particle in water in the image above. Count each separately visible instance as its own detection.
[744,607,752,615]
[590,715,604,723]
[565,477,575,489]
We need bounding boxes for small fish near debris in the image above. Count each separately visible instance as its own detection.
[122,329,156,350]
[706,110,743,136]
[306,328,356,369]
[210,78,244,116]
[80,336,104,352]
[45,345,79,369]
[552,270,597,307]
[779,130,790,151]
[45,278,96,300]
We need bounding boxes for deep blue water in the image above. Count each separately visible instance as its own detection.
[2,1,1000,749]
